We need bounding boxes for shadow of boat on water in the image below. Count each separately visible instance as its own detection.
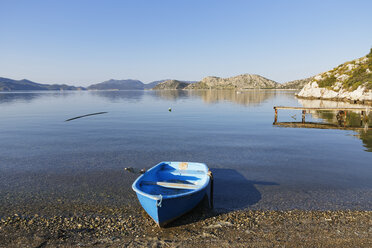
[212,168,279,210]
[165,168,278,228]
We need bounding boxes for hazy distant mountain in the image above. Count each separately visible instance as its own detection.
[186,74,279,89]
[0,77,84,91]
[152,80,189,90]
[86,79,195,90]
[87,79,145,90]
[0,77,45,91]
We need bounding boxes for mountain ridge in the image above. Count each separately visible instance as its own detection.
[0,77,84,91]
[186,74,280,89]
[87,79,145,90]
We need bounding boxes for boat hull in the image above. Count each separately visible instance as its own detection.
[132,161,211,226]
[136,186,207,226]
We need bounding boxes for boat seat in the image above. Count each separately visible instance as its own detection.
[163,169,205,175]
[140,181,199,189]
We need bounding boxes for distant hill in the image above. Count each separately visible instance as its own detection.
[279,77,314,89]
[185,74,279,89]
[152,80,189,90]
[145,79,196,89]
[0,77,197,91]
[0,77,84,91]
[144,79,170,89]
[87,79,145,90]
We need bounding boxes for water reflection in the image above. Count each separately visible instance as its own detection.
[153,89,278,106]
[90,90,144,102]
[0,91,146,105]
[297,98,369,109]
[0,91,79,105]
[311,110,372,152]
[191,90,277,106]
[0,92,46,104]
[298,98,371,127]
[0,90,278,107]
[359,130,372,152]
[152,90,190,101]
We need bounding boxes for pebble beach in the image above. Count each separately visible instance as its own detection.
[1,204,371,247]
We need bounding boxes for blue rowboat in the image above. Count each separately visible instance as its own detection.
[132,161,212,227]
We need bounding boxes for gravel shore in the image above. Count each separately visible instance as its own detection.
[1,204,371,248]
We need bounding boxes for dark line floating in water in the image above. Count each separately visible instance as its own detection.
[65,112,108,122]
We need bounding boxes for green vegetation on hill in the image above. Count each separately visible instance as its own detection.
[318,75,337,88]
[344,49,372,90]
[316,49,372,91]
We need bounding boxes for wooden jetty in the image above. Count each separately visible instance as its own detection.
[273,106,370,130]
[273,106,370,124]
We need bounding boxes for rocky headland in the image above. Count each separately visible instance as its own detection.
[297,49,372,104]
[186,74,280,90]
[152,80,189,90]
[279,77,314,89]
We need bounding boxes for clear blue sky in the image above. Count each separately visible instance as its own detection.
[1,0,371,86]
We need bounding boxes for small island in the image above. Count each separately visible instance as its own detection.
[152,80,190,90]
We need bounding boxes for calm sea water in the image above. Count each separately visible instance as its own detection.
[0,90,371,215]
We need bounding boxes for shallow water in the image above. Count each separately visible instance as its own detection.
[0,90,371,215]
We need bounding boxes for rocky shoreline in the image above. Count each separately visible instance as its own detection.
[297,82,372,105]
[1,205,371,247]
[296,94,372,106]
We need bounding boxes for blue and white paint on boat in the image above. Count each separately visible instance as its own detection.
[132,161,212,227]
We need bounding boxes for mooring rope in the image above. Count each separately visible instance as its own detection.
[208,170,214,209]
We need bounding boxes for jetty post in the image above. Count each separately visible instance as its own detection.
[302,110,306,123]
[361,111,364,126]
